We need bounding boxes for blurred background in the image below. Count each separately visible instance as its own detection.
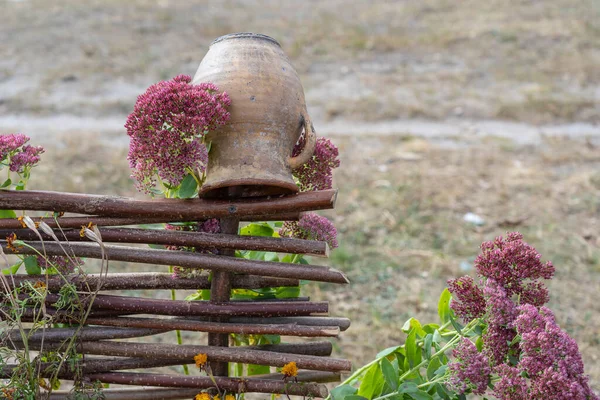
[1,0,599,392]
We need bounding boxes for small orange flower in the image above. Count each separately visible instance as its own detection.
[33,281,46,289]
[1,387,15,400]
[6,232,20,252]
[17,216,27,228]
[195,393,211,400]
[80,222,94,238]
[225,395,236,400]
[281,361,298,378]
[194,353,208,369]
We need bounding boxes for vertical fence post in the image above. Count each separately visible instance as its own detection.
[208,217,239,376]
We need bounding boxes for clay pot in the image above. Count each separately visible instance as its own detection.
[192,32,316,199]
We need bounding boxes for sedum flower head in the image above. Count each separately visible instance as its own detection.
[195,393,211,400]
[0,134,44,173]
[293,137,340,192]
[125,75,231,193]
[493,364,528,400]
[446,337,491,395]
[280,212,338,249]
[474,232,554,297]
[447,275,486,323]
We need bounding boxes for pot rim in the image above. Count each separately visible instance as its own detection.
[211,32,281,47]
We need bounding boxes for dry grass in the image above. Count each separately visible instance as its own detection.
[27,132,600,394]
[1,0,599,123]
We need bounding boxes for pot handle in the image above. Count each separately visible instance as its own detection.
[288,109,317,170]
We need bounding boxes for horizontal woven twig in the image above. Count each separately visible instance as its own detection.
[0,188,336,219]
[7,273,299,291]
[78,315,341,337]
[45,371,340,400]
[0,227,329,257]
[2,241,348,284]
[26,293,329,318]
[24,341,349,371]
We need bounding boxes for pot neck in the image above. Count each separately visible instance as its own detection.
[211,32,281,47]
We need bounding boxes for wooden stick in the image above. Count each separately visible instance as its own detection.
[0,189,337,219]
[3,326,165,343]
[34,293,329,317]
[2,241,349,284]
[47,371,340,399]
[7,273,299,291]
[208,217,237,376]
[0,212,301,230]
[76,316,341,337]
[25,341,351,372]
[0,227,329,257]
[83,372,329,398]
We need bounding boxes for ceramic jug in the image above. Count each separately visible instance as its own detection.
[192,32,316,198]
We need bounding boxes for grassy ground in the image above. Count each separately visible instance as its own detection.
[28,132,600,393]
[2,0,600,396]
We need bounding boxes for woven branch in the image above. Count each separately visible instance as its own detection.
[2,241,348,284]
[7,273,299,291]
[0,227,329,257]
[0,189,336,219]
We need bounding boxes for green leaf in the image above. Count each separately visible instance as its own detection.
[433,365,448,378]
[422,323,440,335]
[475,336,484,352]
[15,180,25,190]
[381,357,398,391]
[438,289,452,324]
[423,334,433,359]
[344,396,369,400]
[357,363,384,399]
[432,330,443,345]
[264,251,278,262]
[275,286,300,299]
[404,328,421,369]
[434,384,452,400]
[247,364,270,376]
[398,383,433,400]
[449,314,464,335]
[147,243,166,250]
[2,260,22,275]
[1,178,11,188]
[426,357,442,380]
[177,174,198,198]
[240,223,274,237]
[0,209,17,218]
[377,345,403,359]
[329,385,358,400]
[24,255,41,275]
[185,289,211,301]
[402,318,426,337]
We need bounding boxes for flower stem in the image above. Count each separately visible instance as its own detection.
[169,265,189,376]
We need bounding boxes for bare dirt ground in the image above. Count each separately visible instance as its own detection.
[2,0,600,395]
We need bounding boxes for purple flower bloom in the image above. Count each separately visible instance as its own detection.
[125,75,230,193]
[9,145,45,173]
[484,279,518,328]
[447,275,486,323]
[280,213,338,249]
[483,322,517,366]
[447,337,491,395]
[36,255,83,274]
[0,134,44,173]
[292,137,340,192]
[474,232,554,297]
[514,305,598,399]
[493,364,528,400]
[199,218,220,234]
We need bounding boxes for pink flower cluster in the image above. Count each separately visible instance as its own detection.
[446,233,598,398]
[447,338,491,395]
[280,212,338,249]
[292,137,340,192]
[492,305,598,400]
[126,75,230,193]
[36,255,84,274]
[0,134,44,173]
